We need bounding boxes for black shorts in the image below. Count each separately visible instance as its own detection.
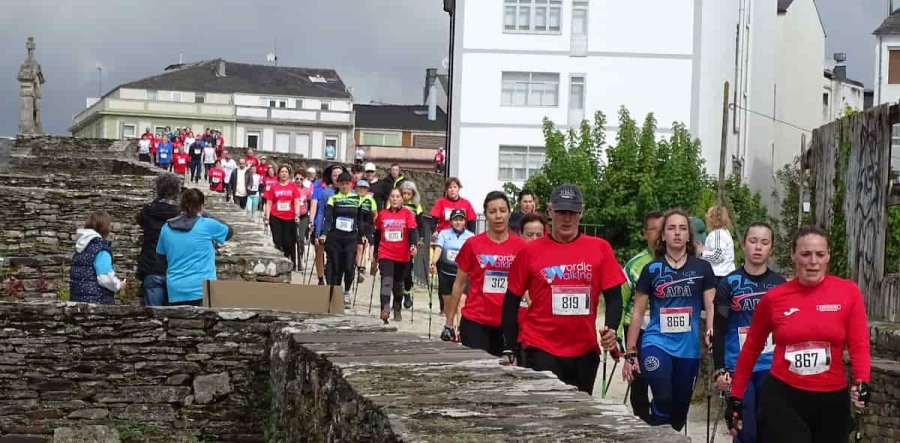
[520,346,600,394]
[438,271,456,295]
[758,376,854,443]
[459,316,504,357]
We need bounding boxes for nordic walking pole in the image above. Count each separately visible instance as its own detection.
[368,266,377,314]
[623,382,631,405]
[426,270,434,339]
[710,393,725,443]
[353,243,369,307]
[603,358,619,399]
[600,350,608,398]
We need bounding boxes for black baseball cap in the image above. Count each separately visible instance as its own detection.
[449,209,467,220]
[550,183,584,213]
[336,171,352,182]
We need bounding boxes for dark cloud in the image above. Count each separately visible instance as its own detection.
[818,0,887,88]
[0,0,449,135]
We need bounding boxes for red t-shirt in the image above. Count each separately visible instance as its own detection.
[172,153,189,173]
[434,152,444,164]
[455,233,527,327]
[244,156,259,168]
[375,208,418,263]
[256,163,268,177]
[262,177,279,195]
[265,182,301,221]
[507,234,626,357]
[731,276,870,397]
[208,168,225,192]
[429,197,477,233]
[217,136,224,148]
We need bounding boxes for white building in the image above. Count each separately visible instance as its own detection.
[874,9,900,106]
[70,59,354,160]
[823,60,865,123]
[445,0,824,211]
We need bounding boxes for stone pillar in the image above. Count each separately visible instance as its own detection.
[17,37,45,136]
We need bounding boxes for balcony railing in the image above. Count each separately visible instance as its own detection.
[235,106,352,125]
[71,98,234,127]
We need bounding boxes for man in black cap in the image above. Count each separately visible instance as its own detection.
[501,183,624,394]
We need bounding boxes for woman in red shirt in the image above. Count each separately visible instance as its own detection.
[444,191,526,357]
[373,189,419,324]
[172,148,189,177]
[208,160,225,193]
[429,177,477,236]
[727,225,870,443]
[264,166,302,266]
[260,165,279,222]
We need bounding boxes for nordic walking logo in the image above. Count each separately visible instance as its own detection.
[477,254,515,270]
[540,262,593,283]
[381,219,406,228]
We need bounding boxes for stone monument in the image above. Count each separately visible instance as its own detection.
[17,37,45,135]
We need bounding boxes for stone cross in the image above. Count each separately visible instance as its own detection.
[17,36,45,135]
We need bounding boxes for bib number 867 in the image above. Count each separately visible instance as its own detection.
[793,352,818,369]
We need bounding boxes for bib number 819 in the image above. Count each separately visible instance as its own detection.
[561,296,580,310]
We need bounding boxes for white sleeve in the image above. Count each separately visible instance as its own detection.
[701,229,730,264]
[97,273,122,292]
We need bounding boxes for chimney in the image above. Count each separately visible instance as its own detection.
[424,68,437,105]
[216,60,226,77]
[428,80,438,121]
[834,65,847,81]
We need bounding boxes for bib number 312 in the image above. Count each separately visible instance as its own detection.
[482,271,507,294]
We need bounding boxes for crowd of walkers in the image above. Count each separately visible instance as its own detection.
[68,139,872,442]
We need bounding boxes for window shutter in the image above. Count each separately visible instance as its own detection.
[889,50,900,85]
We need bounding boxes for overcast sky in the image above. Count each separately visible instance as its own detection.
[0,0,889,136]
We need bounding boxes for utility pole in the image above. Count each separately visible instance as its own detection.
[97,65,103,97]
[797,133,807,228]
[717,81,730,205]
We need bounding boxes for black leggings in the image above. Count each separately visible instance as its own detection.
[459,316,504,357]
[377,259,409,312]
[204,163,214,179]
[325,236,357,292]
[520,346,600,395]
[404,259,414,293]
[758,376,853,443]
[269,217,297,265]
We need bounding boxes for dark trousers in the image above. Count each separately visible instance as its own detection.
[521,346,601,395]
[139,154,151,163]
[640,345,700,432]
[325,236,357,292]
[459,316,504,357]
[626,326,651,422]
[235,195,248,209]
[378,259,409,312]
[204,163,214,180]
[758,376,853,443]
[189,161,202,182]
[295,215,310,270]
[167,299,203,307]
[269,217,297,265]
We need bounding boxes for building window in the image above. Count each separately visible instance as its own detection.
[361,131,402,146]
[295,99,303,109]
[195,93,205,104]
[572,1,588,36]
[498,145,545,181]
[172,92,182,102]
[122,124,136,139]
[501,72,559,107]
[247,132,260,149]
[890,50,900,84]
[154,126,167,136]
[147,90,157,101]
[321,102,330,111]
[823,92,830,121]
[504,0,562,33]
[268,98,287,108]
[569,75,585,110]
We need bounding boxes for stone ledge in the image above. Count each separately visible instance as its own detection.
[871,321,900,361]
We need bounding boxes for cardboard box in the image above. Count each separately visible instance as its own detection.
[202,280,344,314]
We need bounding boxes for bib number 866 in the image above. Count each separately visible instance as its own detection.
[666,316,686,329]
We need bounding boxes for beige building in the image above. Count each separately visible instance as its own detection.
[69,59,355,160]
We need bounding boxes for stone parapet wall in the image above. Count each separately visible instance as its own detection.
[0,301,689,442]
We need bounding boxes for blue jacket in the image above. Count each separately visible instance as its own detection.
[70,233,115,304]
[157,142,173,164]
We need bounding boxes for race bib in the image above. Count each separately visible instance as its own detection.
[482,271,507,294]
[177,158,185,164]
[160,153,168,159]
[385,230,403,242]
[249,184,259,192]
[660,307,692,334]
[211,177,220,184]
[299,197,306,206]
[444,209,453,220]
[784,342,831,376]
[446,250,459,262]
[551,286,590,316]
[193,148,201,155]
[336,217,354,232]
[276,201,291,212]
[738,327,775,354]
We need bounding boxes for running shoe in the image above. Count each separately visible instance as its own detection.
[440,326,457,342]
[403,292,413,309]
[343,291,351,306]
[379,311,390,324]
[393,308,402,321]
